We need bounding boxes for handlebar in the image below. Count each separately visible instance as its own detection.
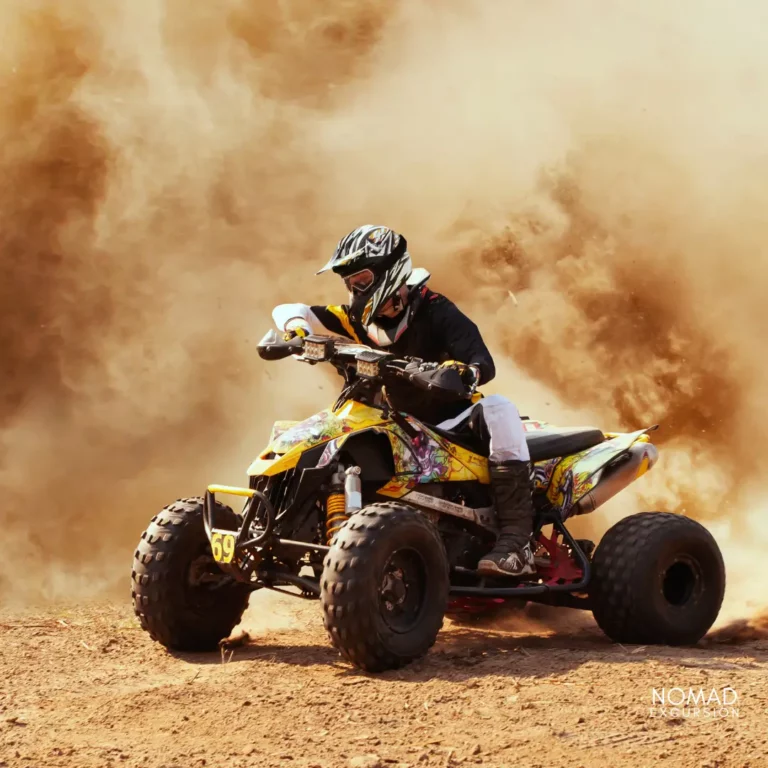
[256,330,471,401]
[256,330,305,360]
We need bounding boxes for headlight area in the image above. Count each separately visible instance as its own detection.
[302,336,335,361]
[355,350,383,378]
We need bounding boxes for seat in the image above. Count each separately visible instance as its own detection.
[525,427,605,462]
[428,422,604,462]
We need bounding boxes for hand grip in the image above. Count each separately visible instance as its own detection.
[256,329,304,360]
[407,365,470,401]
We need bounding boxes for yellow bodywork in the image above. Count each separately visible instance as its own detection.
[247,401,387,476]
[376,423,489,498]
[242,399,655,515]
[532,428,656,513]
[246,399,489,493]
[247,453,301,477]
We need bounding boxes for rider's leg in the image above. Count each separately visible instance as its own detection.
[470,395,536,577]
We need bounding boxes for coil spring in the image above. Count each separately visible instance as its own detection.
[325,492,348,544]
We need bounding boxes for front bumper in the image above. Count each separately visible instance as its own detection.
[202,484,327,594]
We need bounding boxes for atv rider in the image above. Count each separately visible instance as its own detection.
[272,225,536,578]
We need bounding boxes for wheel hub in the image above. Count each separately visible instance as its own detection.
[380,568,408,610]
[378,549,427,633]
[662,557,702,606]
[188,553,232,589]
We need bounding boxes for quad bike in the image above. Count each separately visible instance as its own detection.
[132,332,726,672]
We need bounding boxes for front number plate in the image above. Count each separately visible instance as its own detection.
[211,530,236,564]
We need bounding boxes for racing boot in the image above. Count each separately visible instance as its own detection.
[477,459,537,577]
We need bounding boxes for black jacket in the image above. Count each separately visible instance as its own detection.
[311,288,495,424]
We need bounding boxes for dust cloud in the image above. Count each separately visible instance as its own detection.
[1,0,766,630]
[0,0,389,603]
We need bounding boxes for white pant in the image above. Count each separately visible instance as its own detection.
[437,394,530,463]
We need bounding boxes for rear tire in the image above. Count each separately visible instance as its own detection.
[132,498,251,651]
[321,502,449,672]
[590,512,725,645]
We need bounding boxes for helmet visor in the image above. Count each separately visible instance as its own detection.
[344,268,376,294]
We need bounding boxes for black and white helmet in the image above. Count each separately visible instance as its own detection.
[317,225,413,326]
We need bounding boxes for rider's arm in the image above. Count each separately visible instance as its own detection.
[434,298,496,384]
[272,303,358,341]
[272,303,323,335]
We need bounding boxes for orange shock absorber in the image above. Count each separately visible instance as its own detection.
[325,490,348,544]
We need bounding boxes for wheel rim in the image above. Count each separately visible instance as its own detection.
[662,556,703,607]
[378,548,427,633]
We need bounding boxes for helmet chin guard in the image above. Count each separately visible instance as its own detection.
[363,268,431,347]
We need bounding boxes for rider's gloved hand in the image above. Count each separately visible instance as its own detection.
[282,323,310,342]
[467,364,481,393]
[403,359,474,400]
[438,360,481,393]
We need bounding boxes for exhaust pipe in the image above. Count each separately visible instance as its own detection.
[570,441,659,517]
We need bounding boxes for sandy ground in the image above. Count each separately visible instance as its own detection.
[1,591,767,768]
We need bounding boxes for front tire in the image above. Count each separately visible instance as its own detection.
[132,498,251,651]
[590,512,725,645]
[321,502,449,672]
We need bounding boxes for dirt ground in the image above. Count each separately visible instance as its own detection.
[2,592,767,768]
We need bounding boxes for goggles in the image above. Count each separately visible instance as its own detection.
[344,268,375,294]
